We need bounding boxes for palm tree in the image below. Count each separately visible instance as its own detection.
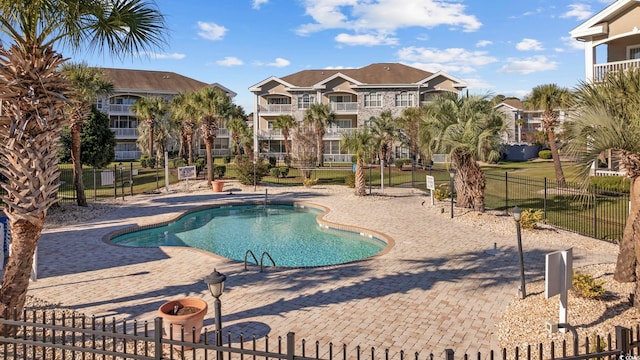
[0,0,166,322]
[523,84,572,187]
[238,124,254,159]
[273,114,297,160]
[61,63,113,207]
[399,106,424,166]
[420,93,506,212]
[225,105,248,156]
[303,103,336,167]
[191,87,233,181]
[370,110,399,166]
[341,129,373,196]
[170,92,198,165]
[565,67,640,306]
[132,96,167,159]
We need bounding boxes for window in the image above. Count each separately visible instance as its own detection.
[298,94,315,109]
[110,115,138,129]
[333,119,352,129]
[629,45,640,60]
[267,97,291,104]
[395,92,415,107]
[364,93,382,107]
[329,95,351,103]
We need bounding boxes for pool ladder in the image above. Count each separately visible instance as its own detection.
[244,250,276,272]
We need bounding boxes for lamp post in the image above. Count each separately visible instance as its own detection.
[204,269,227,360]
[118,163,125,200]
[512,206,527,299]
[448,168,456,219]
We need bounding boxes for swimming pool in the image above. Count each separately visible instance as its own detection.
[110,204,388,267]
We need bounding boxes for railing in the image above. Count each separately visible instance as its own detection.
[105,104,134,113]
[329,102,358,113]
[115,151,142,160]
[0,308,637,360]
[258,129,284,137]
[325,127,356,136]
[259,104,293,113]
[593,58,640,82]
[111,128,138,138]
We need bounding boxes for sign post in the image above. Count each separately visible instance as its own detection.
[426,175,435,205]
[545,248,573,332]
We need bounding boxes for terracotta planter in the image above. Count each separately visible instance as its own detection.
[211,180,225,192]
[158,298,208,344]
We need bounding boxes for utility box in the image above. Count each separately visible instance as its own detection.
[0,215,10,269]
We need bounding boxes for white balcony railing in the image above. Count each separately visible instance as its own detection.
[259,104,292,113]
[329,102,358,113]
[593,58,640,82]
[111,128,138,138]
[325,127,356,136]
[106,104,134,113]
[258,129,283,137]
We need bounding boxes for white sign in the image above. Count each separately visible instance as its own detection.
[178,166,197,180]
[426,175,435,190]
[545,248,573,331]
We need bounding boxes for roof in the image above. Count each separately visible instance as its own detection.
[279,63,436,87]
[502,99,523,109]
[570,0,639,40]
[100,68,236,97]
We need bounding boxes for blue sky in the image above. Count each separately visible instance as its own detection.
[78,0,612,113]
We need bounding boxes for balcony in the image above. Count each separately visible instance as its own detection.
[106,104,134,114]
[593,58,640,82]
[259,104,292,114]
[111,128,138,139]
[115,150,141,160]
[329,102,358,113]
[325,127,356,137]
[258,129,283,138]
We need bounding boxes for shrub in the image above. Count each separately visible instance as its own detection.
[235,156,269,185]
[589,176,631,193]
[223,154,231,164]
[270,167,281,178]
[573,271,605,299]
[519,209,543,230]
[213,165,226,179]
[194,158,206,174]
[140,157,148,168]
[487,150,501,164]
[538,150,552,159]
[268,156,277,168]
[395,159,405,169]
[434,183,451,201]
[173,158,187,168]
[284,155,292,167]
[345,172,356,188]
[279,166,289,178]
[303,178,318,188]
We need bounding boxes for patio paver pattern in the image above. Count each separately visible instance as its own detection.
[28,184,617,357]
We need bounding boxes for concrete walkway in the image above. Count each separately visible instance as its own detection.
[27,183,617,357]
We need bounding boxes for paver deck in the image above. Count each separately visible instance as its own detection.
[27,183,617,357]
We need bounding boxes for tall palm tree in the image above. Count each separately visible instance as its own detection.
[0,0,166,322]
[191,87,233,181]
[61,63,113,207]
[238,124,254,159]
[399,106,424,165]
[170,92,198,165]
[273,114,297,160]
[370,110,399,166]
[565,67,640,306]
[303,103,336,167]
[225,105,248,156]
[420,93,505,212]
[341,128,373,196]
[132,96,167,159]
[523,84,572,187]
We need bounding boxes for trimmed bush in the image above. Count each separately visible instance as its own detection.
[303,178,318,188]
[270,167,281,177]
[172,158,187,168]
[434,183,451,201]
[589,176,630,193]
[538,150,552,159]
[519,209,543,230]
[573,271,605,299]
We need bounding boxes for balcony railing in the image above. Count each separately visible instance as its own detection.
[106,104,134,113]
[329,102,358,113]
[258,129,283,137]
[259,104,292,113]
[114,151,141,160]
[325,127,356,136]
[593,58,640,82]
[111,128,138,138]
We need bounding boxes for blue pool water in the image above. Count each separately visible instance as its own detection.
[111,204,386,267]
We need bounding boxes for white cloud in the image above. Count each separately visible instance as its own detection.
[561,4,592,21]
[461,77,494,90]
[216,57,243,66]
[267,58,290,67]
[397,46,498,74]
[197,21,227,41]
[560,36,585,51]
[252,0,269,9]
[296,0,482,43]
[498,56,558,74]
[139,52,186,60]
[335,33,398,46]
[516,38,544,51]
[476,40,492,48]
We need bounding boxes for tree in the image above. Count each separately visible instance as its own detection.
[399,107,424,165]
[132,96,168,159]
[191,87,233,182]
[61,63,113,206]
[273,114,297,160]
[226,105,248,156]
[238,124,254,159]
[565,67,640,307]
[303,103,336,167]
[170,92,198,165]
[420,93,506,212]
[523,84,572,187]
[81,107,116,168]
[341,128,373,196]
[0,0,166,323]
[370,110,399,166]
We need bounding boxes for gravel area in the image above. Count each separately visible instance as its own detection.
[25,181,640,356]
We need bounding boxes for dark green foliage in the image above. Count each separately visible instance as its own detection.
[194,158,206,174]
[173,158,187,168]
[58,127,72,163]
[213,165,226,179]
[538,150,552,159]
[395,159,405,169]
[81,106,115,168]
[223,154,231,164]
[589,176,631,193]
[284,155,292,167]
[268,156,277,167]
[140,156,156,168]
[235,156,269,185]
[487,150,501,164]
[270,167,281,178]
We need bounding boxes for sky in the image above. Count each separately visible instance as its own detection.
[76,0,613,113]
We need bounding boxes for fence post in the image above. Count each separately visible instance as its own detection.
[543,178,548,221]
[505,172,509,212]
[114,164,117,200]
[616,326,630,355]
[286,332,295,360]
[593,184,597,239]
[445,348,454,360]
[93,167,97,201]
[154,317,163,360]
[388,163,391,187]
[129,163,134,196]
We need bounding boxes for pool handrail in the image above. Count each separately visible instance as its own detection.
[244,250,259,270]
[260,251,276,272]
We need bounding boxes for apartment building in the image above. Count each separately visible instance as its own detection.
[98,68,236,160]
[493,98,569,145]
[249,63,466,163]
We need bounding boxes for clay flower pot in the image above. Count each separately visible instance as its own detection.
[211,180,225,192]
[158,298,208,344]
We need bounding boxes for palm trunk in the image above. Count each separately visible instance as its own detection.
[316,129,324,167]
[147,118,155,158]
[186,133,193,165]
[70,122,87,207]
[547,130,566,187]
[355,158,367,196]
[615,177,640,283]
[283,130,291,158]
[205,139,214,182]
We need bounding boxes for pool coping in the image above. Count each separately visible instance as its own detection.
[102,199,395,269]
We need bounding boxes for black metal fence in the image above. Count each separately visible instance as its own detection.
[0,309,638,360]
[484,172,629,242]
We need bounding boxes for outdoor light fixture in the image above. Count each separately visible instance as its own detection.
[448,168,456,219]
[204,269,227,360]
[512,206,526,299]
